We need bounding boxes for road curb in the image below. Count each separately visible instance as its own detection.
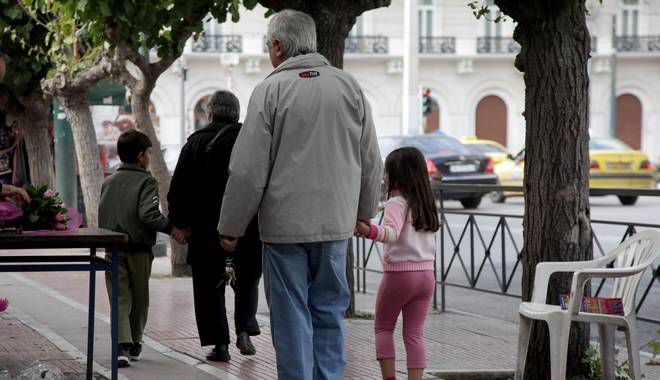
[427,369,514,380]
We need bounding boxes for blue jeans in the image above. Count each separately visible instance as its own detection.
[263,240,350,380]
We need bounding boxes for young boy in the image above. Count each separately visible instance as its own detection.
[99,130,185,367]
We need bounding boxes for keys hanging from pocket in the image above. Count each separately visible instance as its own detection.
[216,257,237,290]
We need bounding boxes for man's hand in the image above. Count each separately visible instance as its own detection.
[220,235,238,252]
[355,220,371,237]
[1,184,30,202]
[171,227,190,245]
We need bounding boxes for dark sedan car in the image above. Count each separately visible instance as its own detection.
[378,135,498,209]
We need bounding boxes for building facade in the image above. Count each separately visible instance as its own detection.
[151,0,660,160]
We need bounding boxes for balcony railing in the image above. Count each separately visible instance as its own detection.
[616,35,660,53]
[478,36,598,54]
[477,37,520,54]
[419,37,456,54]
[192,35,242,53]
[345,36,389,54]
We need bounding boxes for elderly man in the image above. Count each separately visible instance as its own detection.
[217,9,382,380]
[168,91,262,362]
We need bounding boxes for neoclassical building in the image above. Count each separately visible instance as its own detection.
[151,0,660,160]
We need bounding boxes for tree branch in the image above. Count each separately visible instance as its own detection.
[41,54,117,97]
[104,19,152,80]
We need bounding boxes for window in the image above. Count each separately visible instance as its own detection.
[349,15,364,37]
[418,0,434,38]
[620,0,640,36]
[483,2,502,38]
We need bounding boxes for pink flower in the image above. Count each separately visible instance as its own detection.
[54,213,66,222]
[55,223,66,231]
[0,298,8,312]
[44,189,56,198]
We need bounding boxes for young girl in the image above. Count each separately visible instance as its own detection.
[356,147,440,380]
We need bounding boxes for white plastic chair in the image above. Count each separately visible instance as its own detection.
[515,229,660,380]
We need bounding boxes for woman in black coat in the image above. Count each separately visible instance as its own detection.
[168,90,261,362]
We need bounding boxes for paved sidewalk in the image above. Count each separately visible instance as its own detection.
[1,249,658,379]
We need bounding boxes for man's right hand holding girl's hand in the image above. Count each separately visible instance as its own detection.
[355,220,371,237]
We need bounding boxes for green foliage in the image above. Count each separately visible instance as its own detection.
[644,329,660,366]
[0,0,52,91]
[577,342,638,380]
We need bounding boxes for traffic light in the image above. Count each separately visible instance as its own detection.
[422,89,432,116]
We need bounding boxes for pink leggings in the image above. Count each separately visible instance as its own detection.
[375,270,435,369]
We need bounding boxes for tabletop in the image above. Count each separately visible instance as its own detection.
[0,228,128,249]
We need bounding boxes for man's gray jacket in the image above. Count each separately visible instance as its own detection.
[217,53,382,243]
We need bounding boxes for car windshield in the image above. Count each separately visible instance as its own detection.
[589,137,633,151]
[466,143,507,154]
[379,136,472,158]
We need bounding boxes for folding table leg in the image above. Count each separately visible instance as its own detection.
[111,246,119,380]
[86,247,96,380]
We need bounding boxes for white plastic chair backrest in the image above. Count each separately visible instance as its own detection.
[606,230,660,315]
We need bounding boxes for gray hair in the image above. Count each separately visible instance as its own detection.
[205,90,240,123]
[266,9,317,59]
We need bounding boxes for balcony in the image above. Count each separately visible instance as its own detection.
[478,36,598,54]
[616,35,660,53]
[419,37,456,54]
[477,37,520,54]
[345,36,389,54]
[192,35,242,53]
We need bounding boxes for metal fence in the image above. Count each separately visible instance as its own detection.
[616,35,660,53]
[353,184,660,324]
[191,35,242,53]
[419,37,456,54]
[345,36,389,54]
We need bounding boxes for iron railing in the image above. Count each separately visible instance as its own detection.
[353,184,660,324]
[616,35,660,53]
[192,35,242,53]
[477,37,520,54]
[477,36,598,54]
[345,36,389,54]
[419,37,456,54]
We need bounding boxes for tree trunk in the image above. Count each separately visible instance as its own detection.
[21,120,54,187]
[60,94,103,227]
[313,12,351,69]
[2,88,55,188]
[516,7,592,379]
[131,80,191,277]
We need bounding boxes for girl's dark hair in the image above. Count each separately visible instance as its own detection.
[385,147,440,232]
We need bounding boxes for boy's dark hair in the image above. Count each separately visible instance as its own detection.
[385,147,440,232]
[117,130,152,164]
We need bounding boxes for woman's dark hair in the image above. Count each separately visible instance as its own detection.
[385,147,440,232]
[117,130,152,164]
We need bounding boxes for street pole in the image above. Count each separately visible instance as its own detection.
[179,60,188,147]
[609,15,618,138]
[402,0,420,135]
[53,100,77,208]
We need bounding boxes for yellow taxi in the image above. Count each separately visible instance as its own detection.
[491,136,655,205]
[461,136,512,165]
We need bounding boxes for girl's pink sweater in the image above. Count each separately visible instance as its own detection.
[366,196,436,272]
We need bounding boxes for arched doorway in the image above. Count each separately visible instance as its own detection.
[424,99,440,134]
[194,95,212,131]
[475,95,507,146]
[616,94,642,149]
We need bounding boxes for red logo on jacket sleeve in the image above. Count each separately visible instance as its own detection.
[299,71,320,78]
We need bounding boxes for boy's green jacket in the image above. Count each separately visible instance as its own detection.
[99,163,171,249]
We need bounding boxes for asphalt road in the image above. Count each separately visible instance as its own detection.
[354,194,660,351]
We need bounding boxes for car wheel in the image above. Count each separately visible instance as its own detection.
[460,196,482,209]
[489,191,505,203]
[617,195,638,206]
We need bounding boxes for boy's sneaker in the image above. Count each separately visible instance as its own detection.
[118,345,130,368]
[130,343,142,361]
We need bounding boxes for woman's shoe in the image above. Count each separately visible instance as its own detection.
[236,333,256,355]
[206,345,231,362]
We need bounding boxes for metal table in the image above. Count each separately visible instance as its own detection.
[0,228,128,380]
